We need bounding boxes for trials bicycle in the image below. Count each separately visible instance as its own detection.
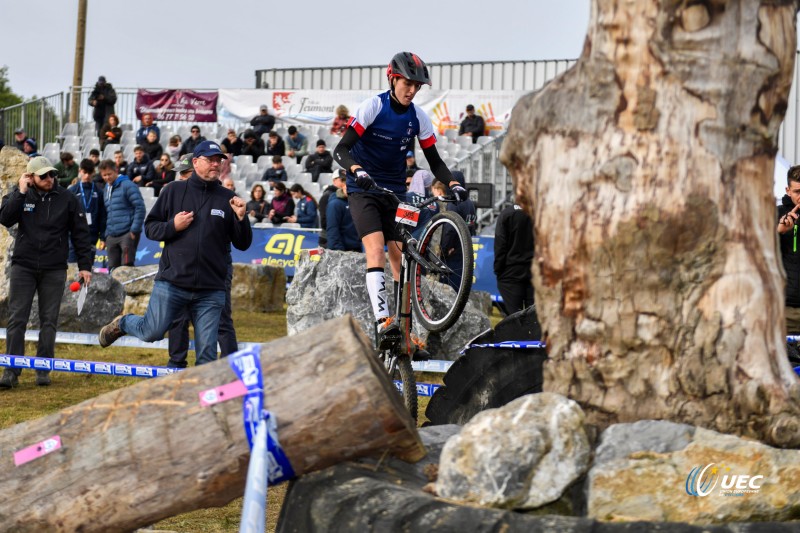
[374,189,474,421]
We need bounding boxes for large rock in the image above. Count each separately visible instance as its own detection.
[586,420,800,524]
[0,147,29,320]
[287,249,489,358]
[436,393,591,509]
[29,269,124,333]
[112,265,159,315]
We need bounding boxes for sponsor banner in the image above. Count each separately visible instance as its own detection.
[136,89,218,122]
[218,89,524,133]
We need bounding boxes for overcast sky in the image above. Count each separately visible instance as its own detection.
[1,0,590,98]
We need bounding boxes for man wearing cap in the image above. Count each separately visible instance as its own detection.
[98,141,252,367]
[458,104,485,143]
[88,76,117,135]
[305,139,333,182]
[98,158,146,269]
[0,157,93,389]
[13,128,27,151]
[22,138,40,159]
[250,104,275,137]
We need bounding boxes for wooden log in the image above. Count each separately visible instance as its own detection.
[0,315,424,532]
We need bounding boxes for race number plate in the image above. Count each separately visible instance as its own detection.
[395,203,420,227]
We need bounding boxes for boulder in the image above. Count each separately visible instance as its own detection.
[436,393,591,509]
[230,263,285,312]
[287,249,489,358]
[28,269,124,333]
[586,420,800,524]
[0,147,29,320]
[112,265,158,315]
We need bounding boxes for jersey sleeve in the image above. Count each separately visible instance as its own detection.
[348,95,383,136]
[415,107,437,149]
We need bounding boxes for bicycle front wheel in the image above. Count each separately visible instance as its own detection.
[390,354,418,422]
[411,211,474,333]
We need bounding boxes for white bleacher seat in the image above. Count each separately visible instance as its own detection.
[444,129,458,141]
[304,183,322,199]
[82,138,101,152]
[102,144,120,160]
[234,179,247,194]
[238,162,257,177]
[123,145,135,160]
[235,155,253,166]
[79,123,96,135]
[44,142,60,153]
[281,155,295,167]
[256,156,271,171]
[245,171,262,185]
[139,187,155,200]
[488,129,504,137]
[455,136,472,148]
[318,172,333,187]
[275,126,287,137]
[295,172,312,184]
[281,222,301,229]
[253,222,274,229]
[120,130,135,144]
[476,136,494,146]
[43,149,60,165]
[120,123,133,131]
[466,144,481,154]
[61,123,79,138]
[144,197,158,214]
[63,142,80,154]
[285,164,302,178]
[299,155,309,168]
[443,157,457,169]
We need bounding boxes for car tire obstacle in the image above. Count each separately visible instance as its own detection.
[424,306,547,426]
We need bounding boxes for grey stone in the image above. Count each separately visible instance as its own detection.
[230,263,285,312]
[436,392,591,509]
[587,421,800,524]
[112,265,159,315]
[29,270,124,333]
[287,249,489,359]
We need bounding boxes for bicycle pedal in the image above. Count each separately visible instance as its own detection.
[413,349,431,361]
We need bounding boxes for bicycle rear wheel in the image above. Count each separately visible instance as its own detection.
[389,353,418,422]
[411,211,474,333]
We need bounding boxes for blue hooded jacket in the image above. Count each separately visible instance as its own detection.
[104,175,145,238]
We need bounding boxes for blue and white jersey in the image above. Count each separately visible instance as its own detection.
[347,91,437,194]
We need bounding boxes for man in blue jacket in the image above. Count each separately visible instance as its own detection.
[98,160,146,269]
[68,158,107,265]
[99,141,252,366]
[0,157,93,388]
[326,184,361,252]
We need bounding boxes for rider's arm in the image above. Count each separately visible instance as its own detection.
[421,144,458,191]
[333,126,361,173]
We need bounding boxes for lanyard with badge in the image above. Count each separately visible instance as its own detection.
[80,184,94,225]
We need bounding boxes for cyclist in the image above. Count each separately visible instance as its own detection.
[334,51,467,349]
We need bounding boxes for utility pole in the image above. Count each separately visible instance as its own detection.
[69,0,88,124]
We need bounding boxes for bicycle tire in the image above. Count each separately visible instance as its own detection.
[411,211,474,333]
[391,354,418,422]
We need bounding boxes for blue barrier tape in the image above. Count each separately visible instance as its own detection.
[460,340,547,355]
[240,417,269,533]
[795,366,800,376]
[0,354,179,378]
[393,380,440,397]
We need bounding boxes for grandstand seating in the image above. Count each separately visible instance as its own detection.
[295,172,312,184]
[60,123,79,138]
[102,144,120,160]
[317,173,333,187]
[444,129,458,141]
[235,155,253,166]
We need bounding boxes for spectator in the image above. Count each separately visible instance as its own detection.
[221,129,243,157]
[778,165,800,333]
[305,139,333,183]
[150,154,176,196]
[326,182,361,252]
[136,113,160,145]
[88,76,117,134]
[165,134,182,160]
[222,177,236,191]
[318,170,346,247]
[99,159,145,269]
[179,125,206,156]
[88,148,101,168]
[113,150,129,177]
[162,152,194,191]
[285,126,308,164]
[142,130,163,162]
[22,138,39,158]
[250,104,275,137]
[265,131,286,157]
[406,151,419,174]
[13,128,27,151]
[99,113,122,149]
[262,155,287,182]
[98,141,252,369]
[0,157,92,388]
[55,152,79,188]
[458,104,485,143]
[68,158,107,265]
[493,203,534,316]
[246,184,269,224]
[330,105,350,136]
[267,181,294,224]
[127,145,156,187]
[287,184,318,228]
[241,129,265,159]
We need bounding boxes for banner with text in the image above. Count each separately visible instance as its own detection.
[136,89,218,122]
[217,89,525,135]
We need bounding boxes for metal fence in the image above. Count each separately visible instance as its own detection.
[0,92,67,150]
[256,59,576,92]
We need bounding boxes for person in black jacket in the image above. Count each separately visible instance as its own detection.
[0,157,93,388]
[88,76,117,135]
[777,165,800,333]
[318,170,346,247]
[99,141,252,367]
[305,139,334,182]
[179,125,206,156]
[127,146,157,187]
[250,105,275,137]
[493,203,534,316]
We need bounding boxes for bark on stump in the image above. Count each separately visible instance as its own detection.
[0,315,424,532]
[501,0,800,447]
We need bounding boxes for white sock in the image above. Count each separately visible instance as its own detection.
[366,268,389,321]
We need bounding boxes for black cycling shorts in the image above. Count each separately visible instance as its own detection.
[348,192,401,242]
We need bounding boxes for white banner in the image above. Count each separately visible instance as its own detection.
[218,89,526,134]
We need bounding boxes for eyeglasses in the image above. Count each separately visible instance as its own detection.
[38,171,57,179]
[198,156,223,165]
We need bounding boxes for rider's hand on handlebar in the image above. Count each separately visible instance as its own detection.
[355,169,376,190]
[451,185,467,202]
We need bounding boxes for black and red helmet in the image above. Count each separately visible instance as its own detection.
[386,52,431,85]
